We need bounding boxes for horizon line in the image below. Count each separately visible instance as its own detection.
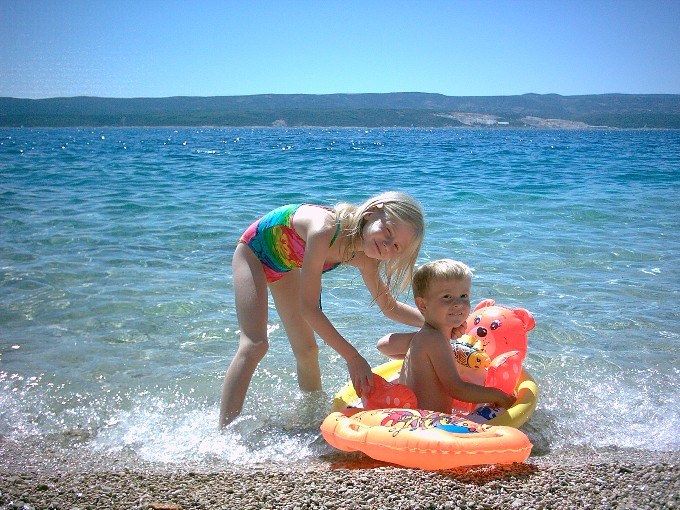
[3,91,680,101]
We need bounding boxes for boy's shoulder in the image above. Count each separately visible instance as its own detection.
[412,325,448,349]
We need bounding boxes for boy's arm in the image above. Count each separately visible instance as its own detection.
[427,336,515,408]
[376,332,416,359]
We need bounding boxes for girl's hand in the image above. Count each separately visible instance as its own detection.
[346,354,374,397]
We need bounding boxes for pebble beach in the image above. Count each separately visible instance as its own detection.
[1,441,678,510]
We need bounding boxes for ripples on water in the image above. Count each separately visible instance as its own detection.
[1,127,678,468]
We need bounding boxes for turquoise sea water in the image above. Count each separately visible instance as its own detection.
[1,127,678,469]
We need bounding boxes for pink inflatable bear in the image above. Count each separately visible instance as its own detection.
[455,299,535,396]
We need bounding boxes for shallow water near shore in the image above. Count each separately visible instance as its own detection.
[1,127,678,471]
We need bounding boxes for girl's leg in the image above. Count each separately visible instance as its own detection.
[270,271,322,392]
[219,243,269,428]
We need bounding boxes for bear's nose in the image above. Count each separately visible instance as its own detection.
[476,327,488,337]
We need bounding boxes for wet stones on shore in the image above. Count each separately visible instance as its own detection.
[1,454,679,510]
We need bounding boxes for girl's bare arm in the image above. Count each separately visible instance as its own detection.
[297,219,374,395]
[352,254,424,327]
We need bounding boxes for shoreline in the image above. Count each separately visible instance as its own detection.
[1,443,677,509]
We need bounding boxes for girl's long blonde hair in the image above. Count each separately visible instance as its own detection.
[335,191,425,296]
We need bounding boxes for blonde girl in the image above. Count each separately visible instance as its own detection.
[220,191,425,428]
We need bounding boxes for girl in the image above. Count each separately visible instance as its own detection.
[220,191,426,428]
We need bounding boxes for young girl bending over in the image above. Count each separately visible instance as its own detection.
[220,191,426,428]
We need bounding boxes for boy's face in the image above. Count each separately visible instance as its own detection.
[415,276,471,329]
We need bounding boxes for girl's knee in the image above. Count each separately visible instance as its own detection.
[239,338,269,362]
[292,341,319,363]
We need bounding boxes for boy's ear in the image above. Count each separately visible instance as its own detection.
[414,296,427,313]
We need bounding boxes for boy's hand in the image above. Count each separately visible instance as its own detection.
[450,323,467,340]
[496,391,517,410]
[346,354,374,397]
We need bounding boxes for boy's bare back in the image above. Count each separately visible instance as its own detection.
[398,324,459,412]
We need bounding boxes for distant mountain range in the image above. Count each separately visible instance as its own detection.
[1,93,679,128]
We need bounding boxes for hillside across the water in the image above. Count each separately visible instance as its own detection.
[1,93,679,128]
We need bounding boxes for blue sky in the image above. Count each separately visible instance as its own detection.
[1,0,679,99]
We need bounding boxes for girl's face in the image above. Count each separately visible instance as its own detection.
[361,208,417,261]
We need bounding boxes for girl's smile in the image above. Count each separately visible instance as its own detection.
[361,208,416,261]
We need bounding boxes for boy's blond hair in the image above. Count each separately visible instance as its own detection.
[412,259,472,298]
[334,191,425,296]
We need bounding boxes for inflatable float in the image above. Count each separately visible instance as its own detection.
[331,359,538,428]
[321,300,538,469]
[320,407,533,470]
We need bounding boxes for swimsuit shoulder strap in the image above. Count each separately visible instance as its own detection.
[329,218,341,247]
[305,204,341,248]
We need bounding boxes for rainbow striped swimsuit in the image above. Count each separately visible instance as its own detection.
[239,204,341,283]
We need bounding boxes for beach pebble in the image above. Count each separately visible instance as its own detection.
[0,448,678,509]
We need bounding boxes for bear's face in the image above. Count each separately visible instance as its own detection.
[464,299,535,359]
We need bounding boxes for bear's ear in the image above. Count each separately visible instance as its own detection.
[473,299,495,311]
[513,308,536,331]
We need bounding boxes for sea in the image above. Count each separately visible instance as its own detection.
[1,127,678,471]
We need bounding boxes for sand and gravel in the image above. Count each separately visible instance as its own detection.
[0,439,678,510]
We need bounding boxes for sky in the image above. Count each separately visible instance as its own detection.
[1,0,679,99]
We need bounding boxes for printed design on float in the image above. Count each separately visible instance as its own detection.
[376,409,480,436]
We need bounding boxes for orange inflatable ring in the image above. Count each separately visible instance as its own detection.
[331,360,538,428]
[320,407,532,470]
